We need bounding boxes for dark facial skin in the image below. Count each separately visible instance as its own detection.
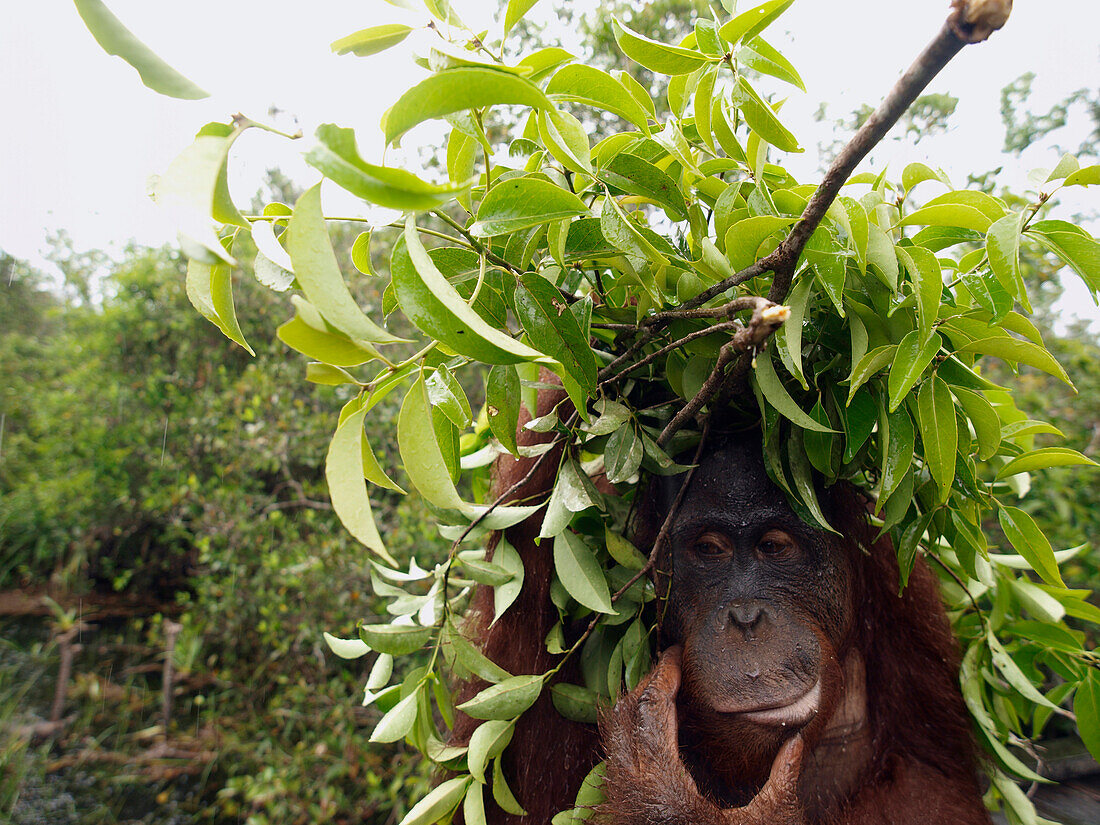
[661,439,852,800]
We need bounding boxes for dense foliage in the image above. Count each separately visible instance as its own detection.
[58,1,1100,824]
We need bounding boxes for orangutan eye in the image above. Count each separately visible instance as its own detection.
[692,534,728,557]
[757,531,795,557]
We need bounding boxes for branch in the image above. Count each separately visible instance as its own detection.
[766,3,1006,304]
[657,302,790,447]
[648,1,1012,442]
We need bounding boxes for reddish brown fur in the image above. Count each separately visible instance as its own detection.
[452,386,601,825]
[452,408,989,824]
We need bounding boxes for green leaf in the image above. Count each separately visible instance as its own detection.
[847,345,896,403]
[604,424,643,485]
[987,632,1058,710]
[546,65,653,134]
[350,231,376,276]
[555,531,615,613]
[949,386,1001,461]
[397,776,472,825]
[957,336,1072,386]
[1063,165,1100,187]
[186,259,255,354]
[611,18,711,76]
[998,506,1065,588]
[359,623,434,656]
[277,298,382,367]
[470,177,589,237]
[464,783,487,825]
[725,215,796,271]
[491,539,525,626]
[384,67,551,145]
[393,222,547,365]
[371,688,421,743]
[331,23,413,56]
[600,153,688,222]
[468,720,515,783]
[327,401,397,563]
[787,430,835,533]
[537,108,592,175]
[605,528,647,571]
[738,35,804,91]
[396,380,536,532]
[1027,220,1100,293]
[446,621,512,684]
[730,77,801,153]
[986,213,1029,306]
[427,365,472,428]
[457,674,544,720]
[584,398,631,437]
[74,0,208,98]
[901,162,947,192]
[1074,670,1100,763]
[897,246,942,343]
[718,0,797,46]
[504,0,543,35]
[880,405,915,500]
[916,375,956,501]
[866,225,899,290]
[399,373,470,511]
[155,130,245,264]
[322,632,371,660]
[288,184,404,344]
[887,330,942,412]
[753,347,836,432]
[898,204,992,233]
[515,274,598,399]
[996,447,1098,479]
[551,683,600,724]
[486,366,521,456]
[600,196,669,267]
[306,125,471,212]
[492,756,527,816]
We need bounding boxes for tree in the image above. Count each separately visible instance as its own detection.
[72,1,1100,824]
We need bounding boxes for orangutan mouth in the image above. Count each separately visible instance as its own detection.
[735,680,821,727]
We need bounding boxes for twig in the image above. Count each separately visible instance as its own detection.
[599,321,741,387]
[162,620,183,737]
[432,209,521,275]
[50,627,80,724]
[657,304,791,447]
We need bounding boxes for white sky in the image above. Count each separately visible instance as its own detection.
[1,0,1097,321]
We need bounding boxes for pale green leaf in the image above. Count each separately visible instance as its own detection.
[397,776,472,825]
[288,184,404,344]
[393,220,547,364]
[306,125,472,211]
[457,674,544,720]
[384,67,551,145]
[996,447,1098,479]
[327,401,396,563]
[331,23,413,56]
[998,506,1065,588]
[74,0,208,98]
[611,18,711,76]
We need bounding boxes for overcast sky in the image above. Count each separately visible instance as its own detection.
[2,1,1097,320]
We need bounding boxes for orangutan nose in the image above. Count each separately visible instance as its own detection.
[728,600,769,636]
